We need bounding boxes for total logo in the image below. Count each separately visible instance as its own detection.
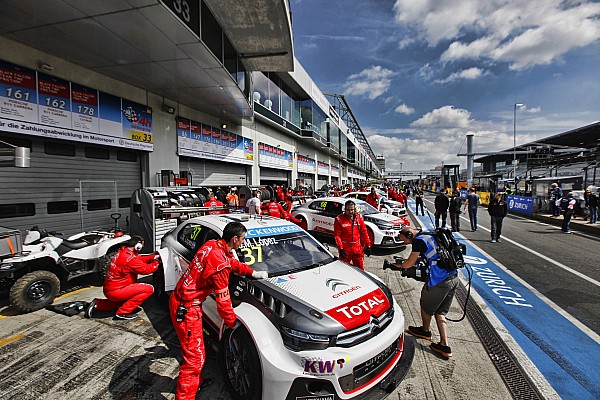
[326,289,390,329]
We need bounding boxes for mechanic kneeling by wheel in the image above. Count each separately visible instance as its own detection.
[85,235,159,320]
[169,221,267,400]
[384,227,458,360]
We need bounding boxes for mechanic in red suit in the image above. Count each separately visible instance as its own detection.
[169,222,268,400]
[365,187,379,209]
[263,197,302,225]
[85,235,159,320]
[334,200,372,270]
[203,193,226,215]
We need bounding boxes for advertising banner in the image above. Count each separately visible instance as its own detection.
[176,117,253,165]
[297,155,316,174]
[317,161,329,176]
[331,165,340,177]
[507,195,534,216]
[0,59,153,151]
[258,142,293,170]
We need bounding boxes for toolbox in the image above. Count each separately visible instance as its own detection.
[0,227,22,258]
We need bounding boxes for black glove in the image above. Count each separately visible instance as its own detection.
[339,249,347,258]
[364,247,372,257]
[383,260,394,270]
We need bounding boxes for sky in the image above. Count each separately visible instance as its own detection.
[290,0,600,173]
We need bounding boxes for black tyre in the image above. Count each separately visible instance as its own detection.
[9,270,60,313]
[98,249,118,282]
[152,265,167,301]
[220,327,262,400]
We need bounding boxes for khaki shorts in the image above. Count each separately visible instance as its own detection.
[420,275,458,316]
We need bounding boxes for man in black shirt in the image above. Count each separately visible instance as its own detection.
[449,190,463,232]
[488,192,508,242]
[434,188,450,228]
[414,187,425,216]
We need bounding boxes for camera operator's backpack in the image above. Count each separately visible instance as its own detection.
[559,197,570,213]
[419,228,466,271]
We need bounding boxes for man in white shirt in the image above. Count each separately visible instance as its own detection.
[246,191,261,215]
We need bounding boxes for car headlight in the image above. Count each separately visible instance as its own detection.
[375,221,394,230]
[281,326,331,351]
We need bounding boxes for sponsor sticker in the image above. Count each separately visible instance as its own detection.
[325,289,390,330]
[296,395,334,400]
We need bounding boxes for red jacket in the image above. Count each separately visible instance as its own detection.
[263,201,286,218]
[104,247,158,292]
[365,193,379,208]
[204,199,225,214]
[334,213,371,249]
[172,239,253,327]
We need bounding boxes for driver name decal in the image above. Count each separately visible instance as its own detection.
[325,289,390,329]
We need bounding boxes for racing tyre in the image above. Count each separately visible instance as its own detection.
[152,266,167,301]
[98,249,118,283]
[10,270,60,313]
[220,327,262,400]
[296,215,308,230]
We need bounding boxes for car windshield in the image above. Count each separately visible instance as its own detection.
[353,200,379,215]
[236,230,334,276]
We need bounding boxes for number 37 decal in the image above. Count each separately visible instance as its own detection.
[240,246,263,266]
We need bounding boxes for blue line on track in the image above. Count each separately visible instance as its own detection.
[406,198,600,399]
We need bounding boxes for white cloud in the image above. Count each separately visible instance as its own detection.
[434,67,489,84]
[411,106,473,129]
[417,63,434,81]
[343,66,395,100]
[394,0,600,70]
[395,103,415,115]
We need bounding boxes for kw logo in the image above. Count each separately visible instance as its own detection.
[326,278,349,292]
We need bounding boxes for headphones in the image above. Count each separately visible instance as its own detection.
[134,242,143,251]
[401,230,414,239]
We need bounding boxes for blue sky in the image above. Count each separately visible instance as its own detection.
[290,0,600,172]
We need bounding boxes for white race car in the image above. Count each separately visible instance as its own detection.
[342,192,407,216]
[292,197,410,248]
[155,214,414,400]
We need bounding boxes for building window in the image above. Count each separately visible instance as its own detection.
[47,200,78,214]
[117,151,137,162]
[118,197,131,208]
[87,199,111,211]
[85,146,110,159]
[44,142,75,156]
[0,203,35,218]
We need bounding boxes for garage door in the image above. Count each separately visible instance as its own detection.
[0,134,141,236]
[260,167,290,184]
[180,157,248,186]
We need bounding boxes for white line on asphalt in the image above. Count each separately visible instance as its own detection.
[508,213,599,241]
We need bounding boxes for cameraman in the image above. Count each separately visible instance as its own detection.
[385,227,458,360]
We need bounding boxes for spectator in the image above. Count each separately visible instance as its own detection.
[550,183,563,217]
[589,188,599,224]
[449,190,463,232]
[463,188,481,231]
[488,192,508,243]
[246,191,261,215]
[557,192,576,233]
[414,186,425,216]
[434,188,449,228]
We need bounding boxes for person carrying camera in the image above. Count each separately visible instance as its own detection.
[384,227,458,359]
[169,222,268,399]
[334,200,372,270]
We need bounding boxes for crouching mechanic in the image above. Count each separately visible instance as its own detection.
[86,235,159,320]
[334,200,372,270]
[384,227,458,359]
[169,221,268,400]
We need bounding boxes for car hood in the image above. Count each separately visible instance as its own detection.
[264,261,391,330]
[364,212,406,226]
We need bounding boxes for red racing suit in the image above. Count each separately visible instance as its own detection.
[204,199,225,215]
[95,247,159,314]
[169,239,254,400]
[263,201,286,218]
[334,213,371,270]
[365,193,379,209]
